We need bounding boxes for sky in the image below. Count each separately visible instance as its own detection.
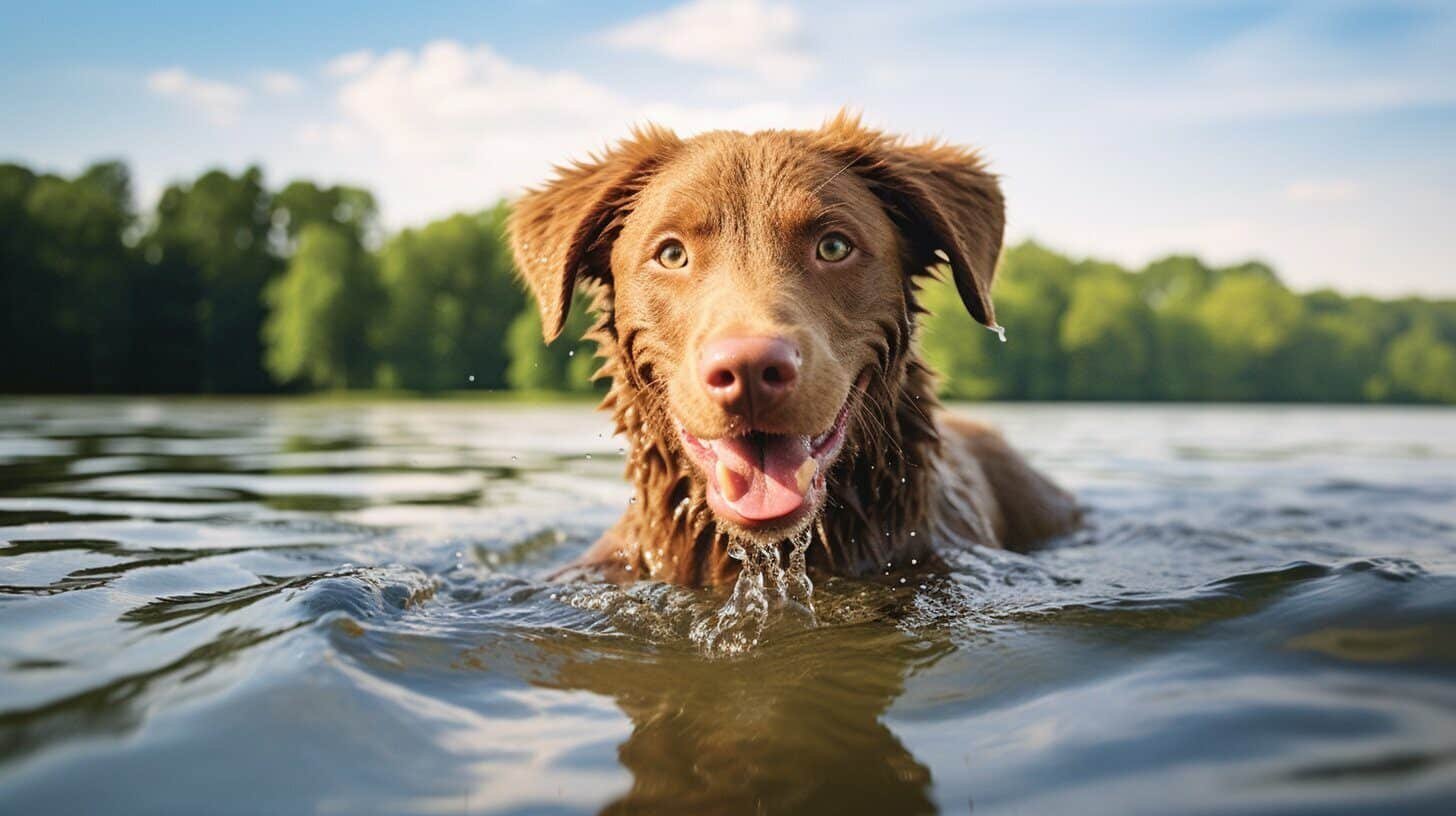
[2,0,1453,297]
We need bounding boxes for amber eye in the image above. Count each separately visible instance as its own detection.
[656,239,688,269]
[816,233,853,262]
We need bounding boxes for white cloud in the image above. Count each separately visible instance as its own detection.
[325,50,375,78]
[146,68,249,126]
[317,40,620,162]
[1284,179,1359,203]
[601,0,816,86]
[101,3,1453,298]
[301,39,825,225]
[259,71,302,96]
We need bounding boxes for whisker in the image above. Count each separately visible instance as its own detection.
[812,149,870,195]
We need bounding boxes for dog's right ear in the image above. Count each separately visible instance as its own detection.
[508,125,681,341]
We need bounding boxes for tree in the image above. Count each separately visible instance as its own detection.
[918,276,1004,400]
[505,298,598,393]
[270,181,378,248]
[145,167,278,392]
[1059,271,1155,399]
[375,203,523,391]
[5,161,137,392]
[0,164,43,390]
[1373,320,1456,403]
[921,241,1075,401]
[263,224,381,389]
[1193,271,1304,399]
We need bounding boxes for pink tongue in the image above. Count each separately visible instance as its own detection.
[708,434,812,521]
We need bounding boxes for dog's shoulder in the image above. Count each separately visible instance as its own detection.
[934,412,1081,551]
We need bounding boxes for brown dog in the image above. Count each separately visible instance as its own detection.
[508,112,1079,586]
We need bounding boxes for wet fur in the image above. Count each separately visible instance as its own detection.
[509,112,1080,586]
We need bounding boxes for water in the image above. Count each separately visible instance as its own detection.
[2,399,1455,815]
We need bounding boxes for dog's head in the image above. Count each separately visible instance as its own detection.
[509,113,1003,541]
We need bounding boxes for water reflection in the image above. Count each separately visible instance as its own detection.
[537,622,948,814]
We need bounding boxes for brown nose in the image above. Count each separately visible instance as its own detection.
[699,336,801,419]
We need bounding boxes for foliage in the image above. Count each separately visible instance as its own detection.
[505,298,599,393]
[3,159,1455,403]
[263,224,381,389]
[917,241,1456,404]
[373,204,522,392]
[145,167,278,392]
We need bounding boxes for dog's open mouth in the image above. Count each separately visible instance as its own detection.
[678,394,855,530]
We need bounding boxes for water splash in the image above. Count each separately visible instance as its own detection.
[785,529,815,614]
[690,530,816,657]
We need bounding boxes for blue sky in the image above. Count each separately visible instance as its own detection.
[3,0,1453,296]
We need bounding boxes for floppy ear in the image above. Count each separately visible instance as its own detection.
[813,112,1005,328]
[507,125,682,341]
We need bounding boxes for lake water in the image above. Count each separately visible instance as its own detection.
[2,398,1455,815]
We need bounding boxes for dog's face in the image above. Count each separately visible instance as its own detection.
[510,114,1004,541]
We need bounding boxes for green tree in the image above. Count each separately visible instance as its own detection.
[921,241,1075,400]
[918,273,1004,399]
[1373,320,1456,402]
[263,224,381,389]
[1059,270,1155,399]
[505,298,598,392]
[992,243,1076,399]
[375,203,523,391]
[1193,271,1304,399]
[270,181,378,248]
[1,164,44,390]
[5,161,138,392]
[145,167,278,392]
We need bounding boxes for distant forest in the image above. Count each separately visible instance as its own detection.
[3,160,1455,403]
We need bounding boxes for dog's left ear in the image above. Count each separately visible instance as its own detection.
[508,125,682,341]
[814,112,1005,328]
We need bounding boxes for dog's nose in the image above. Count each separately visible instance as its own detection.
[699,336,801,419]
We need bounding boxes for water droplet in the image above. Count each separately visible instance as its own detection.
[467,374,475,382]
[909,531,916,537]
[568,350,575,357]
[988,323,1008,343]
[585,454,592,460]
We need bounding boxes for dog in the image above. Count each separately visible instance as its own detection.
[508,112,1080,586]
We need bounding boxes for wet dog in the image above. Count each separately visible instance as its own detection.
[508,112,1079,586]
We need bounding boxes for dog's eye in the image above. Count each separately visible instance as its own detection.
[656,239,689,269]
[816,234,853,263]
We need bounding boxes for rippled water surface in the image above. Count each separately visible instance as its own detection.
[2,399,1455,815]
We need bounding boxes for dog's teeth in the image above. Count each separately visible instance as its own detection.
[717,461,747,502]
[795,459,818,494]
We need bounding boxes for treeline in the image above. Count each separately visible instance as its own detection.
[3,160,1455,403]
[1,160,592,395]
[920,244,1456,403]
